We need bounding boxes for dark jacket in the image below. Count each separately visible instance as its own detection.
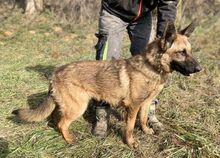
[102,0,177,37]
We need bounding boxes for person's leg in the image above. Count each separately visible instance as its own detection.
[127,12,152,55]
[93,8,128,137]
[127,12,164,132]
[148,99,164,132]
[95,9,127,60]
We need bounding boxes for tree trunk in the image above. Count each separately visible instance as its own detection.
[25,0,43,15]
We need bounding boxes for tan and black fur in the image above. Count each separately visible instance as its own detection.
[12,21,201,148]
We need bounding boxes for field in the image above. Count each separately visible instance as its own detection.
[0,8,220,158]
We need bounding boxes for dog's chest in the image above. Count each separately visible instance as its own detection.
[129,74,164,102]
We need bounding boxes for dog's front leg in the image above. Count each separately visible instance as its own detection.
[139,84,165,134]
[125,106,140,148]
[139,100,154,135]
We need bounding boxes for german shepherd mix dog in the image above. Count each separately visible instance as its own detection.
[12,21,201,148]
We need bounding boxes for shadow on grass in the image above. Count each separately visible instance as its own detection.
[27,92,48,109]
[26,64,56,80]
[0,138,9,158]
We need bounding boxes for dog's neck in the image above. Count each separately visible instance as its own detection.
[141,39,171,75]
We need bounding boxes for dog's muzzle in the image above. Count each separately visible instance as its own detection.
[171,59,202,76]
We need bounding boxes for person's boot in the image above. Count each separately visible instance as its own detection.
[148,99,165,133]
[92,101,109,138]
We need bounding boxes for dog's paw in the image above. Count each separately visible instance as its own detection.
[143,127,154,135]
[128,141,139,149]
[64,134,77,145]
[65,138,76,145]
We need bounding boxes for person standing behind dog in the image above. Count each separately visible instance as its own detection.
[93,0,177,137]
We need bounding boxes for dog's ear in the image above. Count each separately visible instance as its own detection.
[160,21,176,51]
[179,20,198,37]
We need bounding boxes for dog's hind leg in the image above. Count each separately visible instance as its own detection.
[55,85,90,144]
[57,100,89,144]
[57,113,76,144]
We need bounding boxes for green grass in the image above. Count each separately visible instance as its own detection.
[0,8,220,158]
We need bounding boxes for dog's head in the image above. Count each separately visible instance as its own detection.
[159,20,202,76]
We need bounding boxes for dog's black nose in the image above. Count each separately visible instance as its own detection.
[195,65,202,72]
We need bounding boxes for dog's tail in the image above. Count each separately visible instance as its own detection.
[12,95,55,122]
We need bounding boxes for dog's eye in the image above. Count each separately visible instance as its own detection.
[178,49,187,56]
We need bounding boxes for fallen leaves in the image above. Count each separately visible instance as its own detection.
[2,31,13,37]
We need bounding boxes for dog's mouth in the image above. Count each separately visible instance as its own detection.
[171,60,202,76]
